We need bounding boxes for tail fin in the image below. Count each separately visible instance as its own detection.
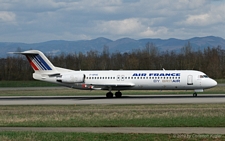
[11,50,59,75]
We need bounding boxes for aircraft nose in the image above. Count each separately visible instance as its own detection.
[210,79,217,87]
[202,79,217,88]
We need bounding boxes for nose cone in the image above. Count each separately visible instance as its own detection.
[202,79,217,88]
[207,79,217,88]
[211,79,217,87]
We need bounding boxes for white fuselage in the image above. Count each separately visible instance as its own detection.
[35,70,217,92]
[13,50,218,97]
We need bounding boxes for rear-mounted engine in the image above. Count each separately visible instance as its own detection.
[56,73,85,83]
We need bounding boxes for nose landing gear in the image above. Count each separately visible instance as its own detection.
[193,92,197,97]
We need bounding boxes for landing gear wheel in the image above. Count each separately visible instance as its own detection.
[115,92,122,98]
[193,93,197,97]
[106,92,113,98]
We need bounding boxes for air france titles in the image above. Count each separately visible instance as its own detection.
[132,73,180,77]
[132,73,180,83]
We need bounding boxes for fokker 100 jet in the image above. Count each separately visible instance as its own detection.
[12,50,217,98]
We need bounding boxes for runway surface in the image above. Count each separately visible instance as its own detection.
[1,87,225,135]
[0,127,225,134]
[0,94,225,105]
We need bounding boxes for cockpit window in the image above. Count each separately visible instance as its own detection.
[199,75,209,78]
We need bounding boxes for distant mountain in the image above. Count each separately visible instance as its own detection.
[1,36,225,58]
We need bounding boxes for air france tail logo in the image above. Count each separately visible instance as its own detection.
[26,54,52,71]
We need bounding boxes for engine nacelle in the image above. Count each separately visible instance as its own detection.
[56,73,85,83]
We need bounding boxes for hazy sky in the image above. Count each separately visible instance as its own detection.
[0,0,225,43]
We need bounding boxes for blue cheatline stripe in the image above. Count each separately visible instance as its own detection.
[33,55,47,70]
[29,55,44,70]
[35,54,52,70]
[32,55,46,70]
[36,54,52,70]
[32,54,52,70]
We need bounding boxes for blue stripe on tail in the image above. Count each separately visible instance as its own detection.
[32,55,46,70]
[36,55,52,70]
[31,54,52,70]
[32,55,45,70]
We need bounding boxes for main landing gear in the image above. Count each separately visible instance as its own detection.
[106,92,113,98]
[115,91,122,98]
[193,92,197,97]
[106,91,122,98]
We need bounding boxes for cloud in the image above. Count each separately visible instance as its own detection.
[0,11,16,23]
[0,0,225,43]
[177,2,225,27]
[185,14,211,26]
[97,18,143,34]
[95,18,168,39]
[140,26,168,37]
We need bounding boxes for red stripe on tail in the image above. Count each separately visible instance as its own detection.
[26,55,39,70]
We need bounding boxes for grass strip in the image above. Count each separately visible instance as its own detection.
[0,104,225,127]
[0,81,58,87]
[0,132,224,141]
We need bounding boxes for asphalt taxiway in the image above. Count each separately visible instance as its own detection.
[0,127,225,134]
[0,94,225,105]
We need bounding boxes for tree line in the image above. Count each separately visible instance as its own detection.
[0,42,224,81]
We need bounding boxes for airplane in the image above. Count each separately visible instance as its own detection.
[11,50,217,98]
